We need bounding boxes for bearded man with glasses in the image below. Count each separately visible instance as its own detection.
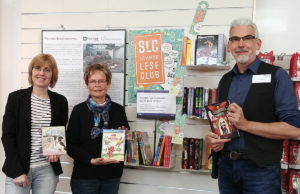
[206,18,300,194]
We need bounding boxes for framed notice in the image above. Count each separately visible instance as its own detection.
[42,30,126,110]
[137,90,176,119]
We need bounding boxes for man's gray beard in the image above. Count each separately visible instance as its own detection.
[235,55,250,64]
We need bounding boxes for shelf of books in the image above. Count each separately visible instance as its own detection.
[182,87,217,120]
[180,137,212,174]
[187,34,230,71]
[178,34,231,175]
[125,131,175,170]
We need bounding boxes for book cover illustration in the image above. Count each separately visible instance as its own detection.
[195,35,218,65]
[101,129,126,161]
[42,126,66,155]
[205,101,239,139]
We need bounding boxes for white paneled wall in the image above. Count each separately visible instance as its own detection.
[15,0,254,193]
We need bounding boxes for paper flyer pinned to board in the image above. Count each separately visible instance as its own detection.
[189,1,209,35]
[169,65,186,96]
[172,109,187,144]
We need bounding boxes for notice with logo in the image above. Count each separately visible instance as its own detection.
[42,30,126,111]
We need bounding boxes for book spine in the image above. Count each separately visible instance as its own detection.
[194,87,200,117]
[134,132,139,166]
[208,88,213,105]
[126,132,132,163]
[139,132,148,165]
[137,132,146,165]
[217,34,225,64]
[163,136,170,168]
[153,135,164,166]
[205,143,211,170]
[213,88,217,104]
[199,139,203,169]
[156,136,166,166]
[199,87,203,118]
[203,87,209,119]
[142,132,153,165]
[194,138,203,170]
[182,87,188,115]
[186,39,192,65]
[187,87,192,117]
[189,138,195,169]
[190,88,195,117]
[182,138,189,169]
[181,36,188,66]
[167,136,172,167]
[194,138,200,170]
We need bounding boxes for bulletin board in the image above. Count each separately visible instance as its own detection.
[42,30,126,110]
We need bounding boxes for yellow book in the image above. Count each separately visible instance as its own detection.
[186,39,192,65]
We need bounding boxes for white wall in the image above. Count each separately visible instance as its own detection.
[255,0,300,55]
[0,0,254,193]
[0,0,21,192]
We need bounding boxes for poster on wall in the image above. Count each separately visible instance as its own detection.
[133,32,165,89]
[42,30,126,110]
[128,29,184,104]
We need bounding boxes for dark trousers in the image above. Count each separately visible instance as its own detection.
[218,155,281,194]
[71,178,121,194]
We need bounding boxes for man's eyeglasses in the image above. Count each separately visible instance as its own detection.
[88,79,107,85]
[229,35,256,43]
[32,66,52,73]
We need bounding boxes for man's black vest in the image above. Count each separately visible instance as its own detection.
[218,61,282,167]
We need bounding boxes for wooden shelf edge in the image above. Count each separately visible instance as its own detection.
[124,164,175,171]
[179,168,211,175]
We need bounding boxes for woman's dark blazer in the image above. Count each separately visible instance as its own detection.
[1,87,68,179]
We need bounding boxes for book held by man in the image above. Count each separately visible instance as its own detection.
[101,129,126,161]
[42,126,66,155]
[205,100,239,139]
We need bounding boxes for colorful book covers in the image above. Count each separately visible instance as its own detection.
[152,135,172,168]
[125,131,153,166]
[101,129,126,161]
[195,34,227,65]
[42,126,66,155]
[205,100,240,139]
[182,137,203,170]
[182,87,217,119]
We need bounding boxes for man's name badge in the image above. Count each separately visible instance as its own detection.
[252,74,271,83]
